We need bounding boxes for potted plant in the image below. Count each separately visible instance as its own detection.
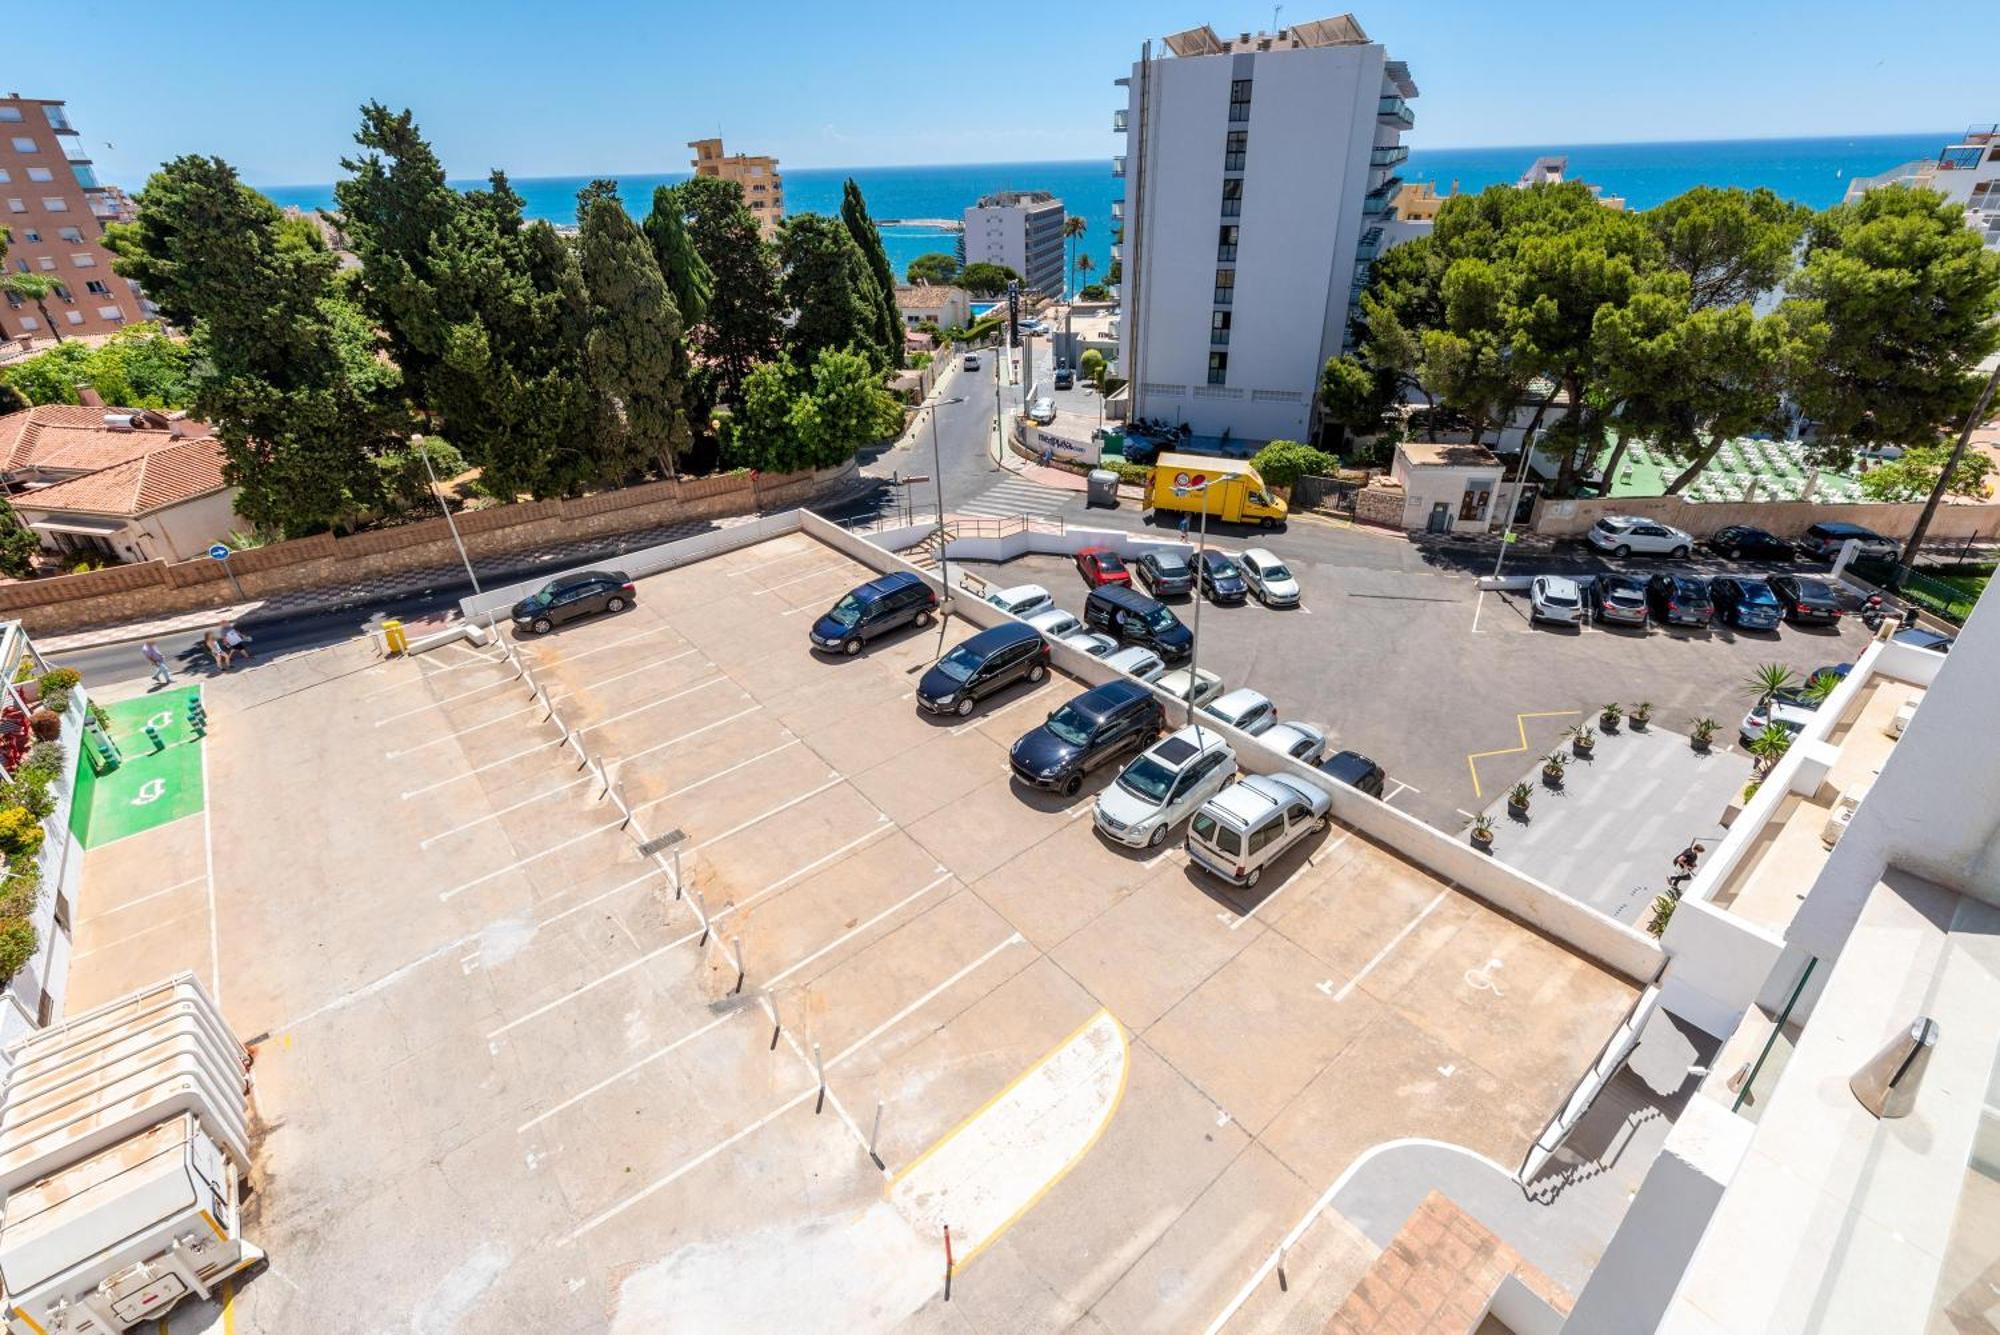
[1647,886,1682,937]
[1630,701,1653,730]
[1541,751,1567,786]
[1748,724,1793,776]
[1469,813,1495,851]
[1507,782,1533,817]
[1568,724,1596,758]
[1599,702,1623,732]
[1690,717,1720,752]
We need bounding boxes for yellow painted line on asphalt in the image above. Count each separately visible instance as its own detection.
[1465,710,1580,799]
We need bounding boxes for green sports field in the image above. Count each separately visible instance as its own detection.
[70,686,207,848]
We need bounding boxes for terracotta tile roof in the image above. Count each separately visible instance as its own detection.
[895,285,968,311]
[1326,1191,1571,1333]
[12,438,229,517]
[0,405,206,473]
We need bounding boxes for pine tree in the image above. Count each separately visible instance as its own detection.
[840,179,903,368]
[576,184,691,480]
[644,185,712,328]
[677,176,783,413]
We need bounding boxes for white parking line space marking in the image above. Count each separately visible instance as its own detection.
[1227,831,1353,931]
[1383,779,1417,805]
[438,815,634,902]
[684,774,845,854]
[751,562,858,594]
[949,684,1054,736]
[419,772,599,848]
[652,740,801,803]
[95,874,205,915]
[1470,589,1486,635]
[1332,890,1449,1002]
[557,931,1026,1245]
[388,648,708,751]
[728,547,825,576]
[530,622,681,664]
[374,671,521,723]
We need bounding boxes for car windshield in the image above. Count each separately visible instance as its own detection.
[1203,554,1239,577]
[1607,585,1645,605]
[1796,580,1832,599]
[1146,608,1180,632]
[530,590,555,607]
[1738,583,1779,606]
[935,647,981,682]
[1118,755,1179,803]
[1043,705,1094,747]
[826,594,865,626]
[1261,562,1293,582]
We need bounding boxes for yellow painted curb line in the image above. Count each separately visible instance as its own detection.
[1465,710,1581,799]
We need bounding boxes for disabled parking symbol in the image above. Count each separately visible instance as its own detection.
[131,778,167,806]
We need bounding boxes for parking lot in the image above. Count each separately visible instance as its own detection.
[65,528,1642,1333]
[947,543,1877,841]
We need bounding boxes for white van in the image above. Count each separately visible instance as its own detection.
[1186,773,1331,888]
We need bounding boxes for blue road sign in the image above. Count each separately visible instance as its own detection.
[208,544,232,560]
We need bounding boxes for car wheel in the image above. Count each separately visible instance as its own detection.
[1028,662,1047,683]
[1671,545,1689,559]
[1244,867,1263,889]
[1062,773,1083,798]
[915,610,933,628]
[531,616,553,634]
[1614,544,1631,558]
[843,638,862,657]
[955,696,976,717]
[1147,824,1168,848]
[1314,817,1329,834]
[607,596,627,613]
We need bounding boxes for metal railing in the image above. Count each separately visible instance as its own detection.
[1732,956,1817,1116]
[1848,554,1983,624]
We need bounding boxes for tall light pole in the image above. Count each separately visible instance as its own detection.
[418,433,480,595]
[923,394,966,601]
[1172,475,1219,729]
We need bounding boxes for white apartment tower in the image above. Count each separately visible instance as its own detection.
[961,190,1066,296]
[1845,122,2000,250]
[1115,15,1416,442]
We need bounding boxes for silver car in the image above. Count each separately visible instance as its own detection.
[1154,666,1225,710]
[1094,726,1238,849]
[1259,721,1328,765]
[1238,548,1301,607]
[1201,688,1278,736]
[1586,515,1693,559]
[1103,645,1168,682]
[1060,631,1121,658]
[1025,607,1083,640]
[1187,773,1331,888]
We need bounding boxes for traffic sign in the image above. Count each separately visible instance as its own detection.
[208,544,232,560]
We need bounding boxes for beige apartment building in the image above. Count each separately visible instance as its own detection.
[1,95,145,348]
[688,138,783,238]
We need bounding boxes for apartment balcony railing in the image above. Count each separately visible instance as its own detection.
[1111,244,1122,262]
[44,106,74,134]
[1110,199,1124,221]
[59,138,90,163]
[1111,156,1126,179]
[1378,97,1415,130]
[1362,193,1393,217]
[1356,225,1384,259]
[1112,110,1128,132]
[71,164,101,190]
[1370,144,1410,169]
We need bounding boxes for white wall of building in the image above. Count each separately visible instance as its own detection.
[962,197,1065,295]
[143,488,242,563]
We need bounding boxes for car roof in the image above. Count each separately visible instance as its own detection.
[1078,545,1119,559]
[1784,576,1835,595]
[1597,571,1645,590]
[1207,688,1271,716]
[1104,645,1160,664]
[1319,749,1380,782]
[1147,549,1190,565]
[1217,772,1318,818]
[1262,721,1320,744]
[1241,546,1280,564]
[996,583,1050,601]
[1065,679,1152,718]
[1026,607,1076,626]
[552,569,622,588]
[1536,575,1581,594]
[1089,583,1157,609]
[1198,549,1237,567]
[859,571,923,597]
[1810,521,1875,536]
[1157,665,1220,686]
[957,621,1042,654]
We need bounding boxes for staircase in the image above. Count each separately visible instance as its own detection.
[900,524,955,571]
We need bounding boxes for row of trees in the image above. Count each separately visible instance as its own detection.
[0,321,193,412]
[1326,182,2000,502]
[103,104,908,537]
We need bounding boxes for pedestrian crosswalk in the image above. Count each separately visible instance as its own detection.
[958,477,1077,520]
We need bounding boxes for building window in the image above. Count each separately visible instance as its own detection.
[0,107,22,123]
[1228,80,1253,123]
[97,305,123,321]
[20,229,38,243]
[10,137,37,153]
[25,167,53,183]
[0,170,9,184]
[1211,310,1231,345]
[1224,131,1247,172]
[64,310,83,325]
[56,227,81,243]
[69,253,93,268]
[4,199,23,214]
[1213,269,1235,305]
[85,280,109,295]
[1208,351,1229,385]
[1217,225,1239,262]
[41,197,68,212]
[37,257,55,271]
[1221,178,1243,218]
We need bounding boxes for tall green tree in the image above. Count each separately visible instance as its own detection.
[906,252,961,285]
[722,348,901,474]
[1063,215,1088,297]
[839,179,903,368]
[113,155,402,534]
[958,262,1018,296]
[780,213,883,368]
[1782,186,2000,470]
[1646,186,1809,310]
[1856,443,1995,502]
[576,182,691,479]
[643,185,712,328]
[677,176,784,413]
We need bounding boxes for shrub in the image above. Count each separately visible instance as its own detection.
[0,919,37,984]
[35,686,69,719]
[0,861,40,921]
[0,807,44,858]
[1106,459,1152,486]
[35,668,80,696]
[1249,440,1339,488]
[19,741,63,780]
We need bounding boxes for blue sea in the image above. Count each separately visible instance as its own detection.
[261,132,1950,295]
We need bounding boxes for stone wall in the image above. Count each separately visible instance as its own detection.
[1352,481,1405,529]
[0,463,856,636]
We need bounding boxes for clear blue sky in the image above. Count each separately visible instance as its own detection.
[10,0,1989,188]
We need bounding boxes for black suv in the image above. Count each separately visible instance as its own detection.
[1317,750,1386,798]
[1009,680,1163,796]
[916,623,1049,717]
[1134,551,1196,598]
[809,572,938,655]
[1083,584,1193,660]
[511,570,635,634]
[1645,573,1714,627]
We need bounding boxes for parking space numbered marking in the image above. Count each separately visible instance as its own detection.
[1464,710,1581,800]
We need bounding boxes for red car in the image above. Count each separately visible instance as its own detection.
[1075,546,1133,588]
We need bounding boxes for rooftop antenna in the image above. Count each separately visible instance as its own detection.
[1272,4,1283,32]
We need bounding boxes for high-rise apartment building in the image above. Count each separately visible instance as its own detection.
[1114,15,1416,441]
[0,95,143,347]
[1846,122,2000,250]
[688,138,783,239]
[961,190,1066,296]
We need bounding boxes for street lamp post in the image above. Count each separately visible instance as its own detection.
[1172,477,1219,728]
[923,394,966,603]
[418,433,480,595]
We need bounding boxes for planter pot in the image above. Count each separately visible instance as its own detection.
[1542,769,1565,787]
[1600,718,1621,732]
[1692,738,1713,753]
[1572,742,1594,759]
[1471,830,1495,853]
[1631,717,1651,731]
[1507,799,1530,820]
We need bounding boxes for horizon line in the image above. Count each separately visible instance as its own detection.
[251,126,1955,191]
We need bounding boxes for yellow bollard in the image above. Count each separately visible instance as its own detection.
[382,618,409,657]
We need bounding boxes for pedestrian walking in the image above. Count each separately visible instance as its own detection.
[204,631,229,670]
[142,642,172,688]
[1668,842,1705,891]
[1179,513,1190,540]
[222,622,252,662]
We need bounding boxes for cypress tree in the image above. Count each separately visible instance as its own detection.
[576,183,692,480]
[839,178,904,368]
[678,176,783,412]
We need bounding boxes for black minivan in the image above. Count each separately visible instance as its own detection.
[1009,680,1164,796]
[916,622,1050,717]
[1083,585,1193,661]
[810,572,938,655]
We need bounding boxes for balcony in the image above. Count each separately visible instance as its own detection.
[1210,329,1230,346]
[1378,97,1415,130]
[1111,156,1126,179]
[71,164,100,190]
[1112,110,1128,133]
[1370,144,1410,169]
[1357,225,1384,259]
[59,137,89,164]
[43,106,74,134]
[1111,244,1122,262]
[1110,199,1123,221]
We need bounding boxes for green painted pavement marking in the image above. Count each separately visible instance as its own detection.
[71,686,207,848]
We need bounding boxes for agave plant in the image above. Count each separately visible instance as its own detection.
[1630,701,1653,728]
[1690,717,1720,748]
[1508,781,1533,811]
[1745,663,1798,708]
[1599,702,1624,729]
[1800,671,1842,707]
[1748,724,1795,775]
[1542,751,1568,782]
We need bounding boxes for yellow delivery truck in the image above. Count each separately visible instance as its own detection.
[1146,453,1289,528]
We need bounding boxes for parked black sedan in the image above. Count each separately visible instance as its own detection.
[1195,550,1249,604]
[511,569,635,634]
[1645,573,1714,627]
[1768,574,1844,625]
[1135,550,1196,598]
[1707,525,1797,562]
[1708,576,1784,631]
[1589,573,1650,628]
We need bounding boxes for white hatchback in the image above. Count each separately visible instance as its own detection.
[1260,721,1328,765]
[1060,631,1121,658]
[1094,726,1238,849]
[1155,666,1225,710]
[1201,688,1278,736]
[1238,548,1301,607]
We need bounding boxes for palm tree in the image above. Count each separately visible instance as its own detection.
[1748,724,1794,776]
[0,272,65,343]
[1063,215,1088,297]
[1074,252,1095,296]
[1744,662,1797,708]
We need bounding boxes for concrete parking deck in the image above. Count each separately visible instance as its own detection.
[64,528,1639,1333]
